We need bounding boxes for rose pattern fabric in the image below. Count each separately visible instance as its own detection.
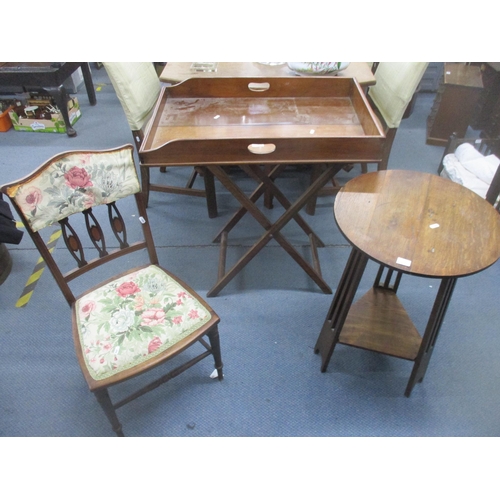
[75,265,212,381]
[18,186,43,213]
[116,281,141,298]
[64,166,94,189]
[7,148,140,232]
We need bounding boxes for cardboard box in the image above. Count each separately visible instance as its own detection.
[8,97,81,133]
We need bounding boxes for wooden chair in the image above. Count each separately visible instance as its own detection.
[438,133,500,210]
[103,62,218,218]
[306,62,429,215]
[0,145,223,436]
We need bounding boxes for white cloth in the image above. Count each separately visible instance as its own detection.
[454,143,500,185]
[454,143,484,163]
[441,153,490,199]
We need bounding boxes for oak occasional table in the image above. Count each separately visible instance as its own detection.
[139,77,385,296]
[160,62,376,88]
[0,62,96,137]
[314,170,500,396]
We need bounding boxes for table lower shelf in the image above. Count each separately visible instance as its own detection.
[338,287,422,361]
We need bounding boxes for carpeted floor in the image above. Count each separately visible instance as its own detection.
[1,64,499,440]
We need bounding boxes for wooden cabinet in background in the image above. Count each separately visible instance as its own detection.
[471,62,500,138]
[426,63,483,146]
[419,62,444,92]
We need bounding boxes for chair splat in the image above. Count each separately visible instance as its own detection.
[107,201,129,249]
[83,207,108,257]
[59,217,87,267]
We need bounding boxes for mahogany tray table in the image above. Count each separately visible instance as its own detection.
[139,77,385,296]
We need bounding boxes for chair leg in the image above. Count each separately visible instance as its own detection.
[379,128,397,171]
[94,389,125,437]
[185,168,199,189]
[150,166,218,218]
[140,165,151,208]
[207,327,224,381]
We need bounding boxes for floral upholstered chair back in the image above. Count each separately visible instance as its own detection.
[5,145,140,233]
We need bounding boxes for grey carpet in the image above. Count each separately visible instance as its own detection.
[1,66,499,437]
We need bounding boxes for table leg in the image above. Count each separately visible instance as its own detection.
[241,164,326,247]
[80,62,97,105]
[207,164,342,296]
[212,164,288,242]
[213,164,327,246]
[404,277,457,397]
[203,168,218,219]
[314,247,369,372]
[44,84,76,137]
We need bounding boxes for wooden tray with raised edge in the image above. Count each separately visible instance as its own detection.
[139,77,385,167]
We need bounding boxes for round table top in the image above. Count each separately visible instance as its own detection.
[334,170,500,278]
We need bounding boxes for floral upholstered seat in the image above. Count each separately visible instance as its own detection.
[75,265,212,381]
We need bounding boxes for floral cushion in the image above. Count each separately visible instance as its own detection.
[75,265,212,381]
[7,148,140,233]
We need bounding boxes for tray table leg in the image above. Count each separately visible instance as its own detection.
[207,164,342,297]
[212,164,288,242]
[240,164,326,247]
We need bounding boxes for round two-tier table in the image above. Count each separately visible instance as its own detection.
[314,170,500,396]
